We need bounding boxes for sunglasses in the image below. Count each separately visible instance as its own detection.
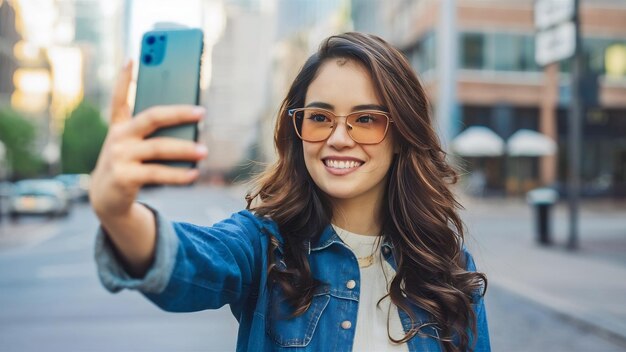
[288,108,394,145]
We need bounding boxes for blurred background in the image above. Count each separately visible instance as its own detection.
[0,0,625,351]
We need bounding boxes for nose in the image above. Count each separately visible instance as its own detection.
[326,116,355,149]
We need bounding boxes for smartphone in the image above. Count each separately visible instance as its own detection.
[134,27,204,168]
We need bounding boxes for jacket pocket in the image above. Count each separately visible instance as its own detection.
[266,286,330,348]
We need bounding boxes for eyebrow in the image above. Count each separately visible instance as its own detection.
[304,101,389,112]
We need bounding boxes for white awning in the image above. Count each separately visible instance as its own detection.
[451,126,505,157]
[508,129,557,157]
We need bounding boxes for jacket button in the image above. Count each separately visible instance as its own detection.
[346,280,356,289]
[341,320,352,329]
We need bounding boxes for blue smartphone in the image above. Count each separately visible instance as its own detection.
[134,27,204,168]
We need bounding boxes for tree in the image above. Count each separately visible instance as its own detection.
[0,108,44,179]
[61,101,108,174]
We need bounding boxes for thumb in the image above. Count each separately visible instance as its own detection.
[110,60,133,125]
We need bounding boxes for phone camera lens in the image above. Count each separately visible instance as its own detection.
[143,54,153,64]
[146,36,156,45]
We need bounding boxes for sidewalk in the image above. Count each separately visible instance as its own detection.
[461,195,626,345]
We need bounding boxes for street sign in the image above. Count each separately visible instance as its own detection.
[535,0,576,30]
[535,21,576,66]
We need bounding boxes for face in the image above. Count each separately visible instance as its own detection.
[302,59,396,205]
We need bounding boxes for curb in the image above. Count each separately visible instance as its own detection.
[491,277,626,348]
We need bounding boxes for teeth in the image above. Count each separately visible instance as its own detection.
[325,159,362,169]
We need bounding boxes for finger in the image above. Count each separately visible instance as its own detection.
[128,164,200,186]
[130,105,205,137]
[110,60,133,125]
[131,138,208,162]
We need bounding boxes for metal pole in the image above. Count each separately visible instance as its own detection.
[437,0,458,151]
[567,0,581,250]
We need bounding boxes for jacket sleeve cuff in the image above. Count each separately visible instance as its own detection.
[94,203,179,294]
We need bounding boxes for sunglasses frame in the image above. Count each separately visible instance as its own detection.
[288,107,394,145]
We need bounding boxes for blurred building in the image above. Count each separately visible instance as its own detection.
[3,0,57,168]
[275,0,347,41]
[71,0,127,112]
[2,0,128,173]
[201,0,274,178]
[202,0,351,179]
[0,0,21,107]
[352,0,626,197]
[259,0,351,162]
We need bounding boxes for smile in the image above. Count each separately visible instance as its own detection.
[322,157,364,175]
[324,159,363,169]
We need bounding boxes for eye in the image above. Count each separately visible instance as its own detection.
[355,114,376,124]
[308,113,331,123]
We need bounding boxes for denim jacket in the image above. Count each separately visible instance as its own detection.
[96,208,490,352]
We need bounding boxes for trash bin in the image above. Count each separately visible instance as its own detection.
[526,188,558,245]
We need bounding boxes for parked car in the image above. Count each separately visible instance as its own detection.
[54,174,90,202]
[10,179,71,218]
[0,181,14,220]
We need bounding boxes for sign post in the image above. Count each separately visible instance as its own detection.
[566,0,581,250]
[534,0,580,250]
[534,0,577,65]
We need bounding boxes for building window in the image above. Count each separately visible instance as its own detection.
[520,36,540,71]
[461,32,540,72]
[492,33,521,71]
[559,38,626,76]
[462,32,485,69]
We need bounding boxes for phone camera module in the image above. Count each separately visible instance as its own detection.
[146,36,156,45]
[143,54,153,64]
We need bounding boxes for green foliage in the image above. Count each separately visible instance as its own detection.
[61,101,108,174]
[0,108,44,179]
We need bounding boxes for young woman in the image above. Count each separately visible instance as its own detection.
[90,32,490,352]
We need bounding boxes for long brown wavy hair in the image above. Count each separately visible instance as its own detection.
[246,32,487,352]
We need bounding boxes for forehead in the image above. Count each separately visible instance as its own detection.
[305,59,381,109]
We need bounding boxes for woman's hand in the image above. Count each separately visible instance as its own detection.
[89,61,208,222]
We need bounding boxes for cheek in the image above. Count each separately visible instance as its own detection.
[365,143,395,169]
[302,143,320,173]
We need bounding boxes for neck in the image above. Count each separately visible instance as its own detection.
[331,193,385,236]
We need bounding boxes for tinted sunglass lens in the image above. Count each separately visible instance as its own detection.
[348,113,388,144]
[301,110,334,142]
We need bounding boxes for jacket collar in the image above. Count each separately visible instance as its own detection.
[311,224,395,252]
[257,213,395,255]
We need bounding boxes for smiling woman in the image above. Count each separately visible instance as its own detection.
[296,59,396,211]
[91,32,490,352]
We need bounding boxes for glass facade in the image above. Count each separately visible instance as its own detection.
[460,31,540,72]
[559,37,626,76]
[458,32,626,78]
[461,106,540,140]
[461,32,484,69]
[409,28,626,196]
[557,108,626,196]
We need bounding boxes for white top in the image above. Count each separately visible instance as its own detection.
[333,225,408,352]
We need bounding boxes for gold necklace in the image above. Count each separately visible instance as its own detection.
[357,235,381,268]
[333,225,382,269]
[357,253,375,268]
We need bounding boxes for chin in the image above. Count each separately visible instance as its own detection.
[317,182,364,200]
[323,189,357,200]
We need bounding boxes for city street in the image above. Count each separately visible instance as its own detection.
[0,185,625,351]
